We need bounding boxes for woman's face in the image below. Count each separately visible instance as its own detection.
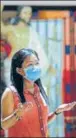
[16,54,39,77]
[19,7,32,23]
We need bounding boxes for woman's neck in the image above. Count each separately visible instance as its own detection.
[23,79,34,94]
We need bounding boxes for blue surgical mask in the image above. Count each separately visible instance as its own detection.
[24,65,41,82]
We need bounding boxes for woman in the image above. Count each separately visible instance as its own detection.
[1,48,76,137]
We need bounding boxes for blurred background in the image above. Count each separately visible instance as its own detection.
[1,5,76,137]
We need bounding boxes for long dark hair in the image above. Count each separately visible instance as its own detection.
[11,48,49,105]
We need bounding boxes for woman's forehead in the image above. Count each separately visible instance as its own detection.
[23,54,38,64]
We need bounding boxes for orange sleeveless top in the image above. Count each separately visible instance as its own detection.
[5,84,49,137]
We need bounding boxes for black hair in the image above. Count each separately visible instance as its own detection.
[11,48,49,105]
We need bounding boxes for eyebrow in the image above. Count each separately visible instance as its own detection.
[27,60,39,64]
[26,60,38,64]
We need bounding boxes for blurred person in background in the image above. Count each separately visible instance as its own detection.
[1,5,51,86]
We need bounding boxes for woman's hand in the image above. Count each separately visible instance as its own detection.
[55,101,76,114]
[16,102,33,118]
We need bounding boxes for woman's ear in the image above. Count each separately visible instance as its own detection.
[16,67,24,76]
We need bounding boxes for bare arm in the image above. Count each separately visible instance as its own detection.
[1,4,13,35]
[48,102,76,123]
[1,88,20,129]
[48,112,56,123]
[1,88,32,129]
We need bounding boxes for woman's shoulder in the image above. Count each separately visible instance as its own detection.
[1,86,15,111]
[1,85,17,101]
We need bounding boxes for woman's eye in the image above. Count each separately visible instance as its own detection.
[26,64,33,67]
[35,62,39,65]
[27,62,39,67]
